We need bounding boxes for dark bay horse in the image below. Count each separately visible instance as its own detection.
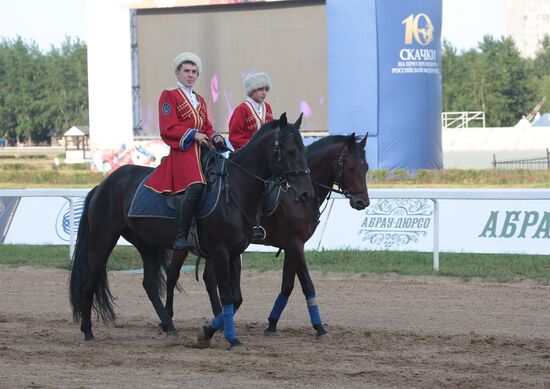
[69,113,313,349]
[164,134,369,341]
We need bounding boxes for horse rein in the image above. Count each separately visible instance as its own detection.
[223,126,311,190]
[214,125,312,229]
[270,127,311,184]
[314,144,369,199]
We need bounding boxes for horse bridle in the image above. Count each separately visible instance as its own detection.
[315,144,369,199]
[221,125,311,232]
[224,126,310,189]
[269,127,311,190]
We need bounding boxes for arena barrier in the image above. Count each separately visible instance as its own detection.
[0,189,89,258]
[1,188,549,271]
[492,149,550,170]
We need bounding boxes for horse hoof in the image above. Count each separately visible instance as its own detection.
[315,328,329,339]
[265,322,277,335]
[314,324,328,338]
[84,334,95,341]
[227,338,243,351]
[197,325,215,342]
[315,325,329,338]
[159,322,177,334]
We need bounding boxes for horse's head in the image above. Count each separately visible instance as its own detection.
[270,113,314,203]
[335,133,370,210]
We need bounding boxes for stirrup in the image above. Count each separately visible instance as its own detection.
[251,225,266,241]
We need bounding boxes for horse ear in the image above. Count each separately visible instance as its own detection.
[294,112,303,128]
[279,112,288,127]
[359,132,368,148]
[346,132,356,150]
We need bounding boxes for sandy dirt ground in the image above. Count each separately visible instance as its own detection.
[0,266,549,388]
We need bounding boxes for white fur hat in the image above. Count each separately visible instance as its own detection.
[244,72,272,96]
[172,52,202,74]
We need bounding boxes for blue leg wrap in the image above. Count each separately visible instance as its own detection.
[210,313,223,330]
[222,304,237,341]
[268,294,289,322]
[306,295,322,326]
[210,305,240,330]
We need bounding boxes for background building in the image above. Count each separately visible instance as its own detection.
[507,0,550,58]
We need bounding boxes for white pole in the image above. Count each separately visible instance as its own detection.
[316,198,335,250]
[68,197,75,260]
[433,199,439,271]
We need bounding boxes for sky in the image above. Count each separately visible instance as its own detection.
[442,0,507,51]
[0,0,87,51]
[0,0,507,52]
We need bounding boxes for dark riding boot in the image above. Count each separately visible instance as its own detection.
[173,184,204,251]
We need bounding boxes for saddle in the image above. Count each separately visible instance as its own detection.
[129,148,226,218]
[128,147,278,256]
[128,148,227,257]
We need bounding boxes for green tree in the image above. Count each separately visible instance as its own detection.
[443,36,536,127]
[0,37,88,145]
[41,37,89,139]
[477,36,534,127]
[0,37,44,145]
[531,34,550,112]
[442,42,485,116]
[532,35,550,78]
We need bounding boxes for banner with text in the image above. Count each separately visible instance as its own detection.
[2,196,548,254]
[376,0,443,169]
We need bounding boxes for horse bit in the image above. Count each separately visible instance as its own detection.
[315,145,369,199]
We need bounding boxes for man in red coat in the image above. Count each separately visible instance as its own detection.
[228,72,273,151]
[145,52,225,250]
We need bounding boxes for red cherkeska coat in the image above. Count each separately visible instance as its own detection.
[228,100,273,151]
[145,86,220,194]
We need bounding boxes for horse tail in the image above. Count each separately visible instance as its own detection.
[157,249,171,298]
[69,186,116,324]
[162,249,184,293]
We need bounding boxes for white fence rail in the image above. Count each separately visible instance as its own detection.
[1,188,549,271]
[442,111,486,128]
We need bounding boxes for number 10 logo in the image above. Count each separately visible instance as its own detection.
[402,13,434,46]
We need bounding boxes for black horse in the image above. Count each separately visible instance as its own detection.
[164,134,370,341]
[69,113,313,349]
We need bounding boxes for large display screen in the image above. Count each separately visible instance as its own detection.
[135,1,327,135]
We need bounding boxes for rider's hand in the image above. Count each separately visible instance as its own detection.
[193,132,212,148]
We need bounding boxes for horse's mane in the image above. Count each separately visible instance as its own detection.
[307,135,348,158]
[307,135,364,160]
